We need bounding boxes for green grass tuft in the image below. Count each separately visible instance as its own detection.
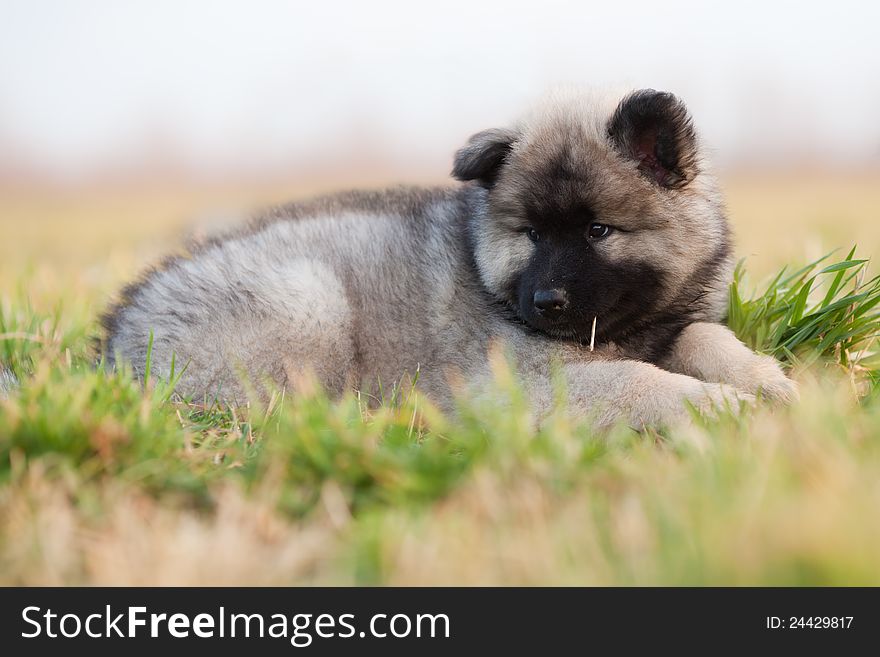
[729,246,880,381]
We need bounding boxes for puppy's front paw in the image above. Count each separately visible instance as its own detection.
[734,354,798,404]
[689,381,756,415]
[666,323,798,407]
[628,376,754,429]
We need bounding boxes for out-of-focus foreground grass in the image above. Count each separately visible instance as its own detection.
[1,171,880,585]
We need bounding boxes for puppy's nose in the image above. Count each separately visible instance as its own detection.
[533,288,568,318]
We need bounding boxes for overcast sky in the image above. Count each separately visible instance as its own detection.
[1,0,879,182]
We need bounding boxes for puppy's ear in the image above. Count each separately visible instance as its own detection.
[452,128,517,187]
[608,90,699,189]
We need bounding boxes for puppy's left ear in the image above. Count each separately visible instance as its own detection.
[452,128,518,188]
[608,90,699,189]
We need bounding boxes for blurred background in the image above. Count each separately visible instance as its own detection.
[1,0,879,287]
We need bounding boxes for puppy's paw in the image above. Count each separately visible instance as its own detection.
[665,323,798,407]
[689,381,756,415]
[732,354,798,405]
[628,376,754,429]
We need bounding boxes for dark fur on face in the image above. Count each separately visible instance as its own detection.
[454,89,731,360]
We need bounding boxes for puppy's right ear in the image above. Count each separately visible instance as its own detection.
[452,128,517,188]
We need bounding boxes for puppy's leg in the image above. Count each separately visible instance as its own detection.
[662,322,797,403]
[517,358,754,429]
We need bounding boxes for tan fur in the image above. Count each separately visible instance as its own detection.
[662,323,798,404]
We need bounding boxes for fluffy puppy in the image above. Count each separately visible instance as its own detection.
[103,88,796,427]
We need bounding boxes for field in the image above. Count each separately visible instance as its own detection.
[2,171,880,586]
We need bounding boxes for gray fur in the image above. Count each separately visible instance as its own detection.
[103,89,796,428]
[0,367,17,398]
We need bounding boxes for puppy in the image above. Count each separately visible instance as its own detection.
[103,88,796,427]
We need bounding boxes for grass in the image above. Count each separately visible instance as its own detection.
[729,248,880,387]
[2,180,880,585]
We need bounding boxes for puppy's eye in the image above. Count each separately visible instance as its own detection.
[526,227,540,242]
[588,223,612,239]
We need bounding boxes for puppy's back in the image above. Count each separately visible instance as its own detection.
[102,186,468,400]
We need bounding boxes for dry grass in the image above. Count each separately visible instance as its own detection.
[725,171,880,277]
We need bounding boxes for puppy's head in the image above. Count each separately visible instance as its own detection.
[454,88,732,349]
